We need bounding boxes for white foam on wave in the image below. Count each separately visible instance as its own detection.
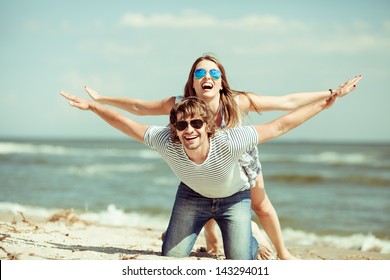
[263,151,374,166]
[0,202,57,218]
[67,163,156,176]
[300,152,368,165]
[0,142,160,159]
[1,202,388,253]
[0,202,167,230]
[80,204,167,230]
[283,228,390,254]
[0,142,70,155]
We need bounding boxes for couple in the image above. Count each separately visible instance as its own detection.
[61,54,361,260]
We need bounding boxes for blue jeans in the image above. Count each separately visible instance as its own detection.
[162,183,258,259]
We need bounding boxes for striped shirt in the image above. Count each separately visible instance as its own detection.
[144,125,258,198]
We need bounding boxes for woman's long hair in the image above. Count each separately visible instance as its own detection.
[183,54,260,128]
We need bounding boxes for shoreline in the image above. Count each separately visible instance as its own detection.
[1,211,389,260]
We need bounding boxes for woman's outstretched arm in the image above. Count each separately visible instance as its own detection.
[255,75,361,143]
[239,75,362,113]
[84,85,176,116]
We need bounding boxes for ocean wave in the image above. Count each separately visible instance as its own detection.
[0,141,160,159]
[282,228,390,254]
[0,202,388,253]
[266,173,390,186]
[67,163,156,176]
[0,142,70,155]
[2,141,389,168]
[0,202,168,230]
[0,201,58,218]
[262,151,389,168]
[80,204,168,229]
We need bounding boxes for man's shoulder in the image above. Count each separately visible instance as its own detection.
[216,126,256,136]
[212,126,257,145]
[144,125,172,144]
[147,125,170,135]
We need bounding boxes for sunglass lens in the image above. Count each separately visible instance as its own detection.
[194,69,221,80]
[190,119,204,129]
[175,119,204,131]
[209,69,221,80]
[194,69,206,79]
[175,121,188,131]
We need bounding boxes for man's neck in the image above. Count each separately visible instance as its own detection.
[184,141,210,164]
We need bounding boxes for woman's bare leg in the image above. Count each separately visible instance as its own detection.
[204,219,221,254]
[204,219,274,259]
[251,221,274,260]
[203,173,297,259]
[251,173,298,260]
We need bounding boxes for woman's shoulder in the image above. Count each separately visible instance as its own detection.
[175,95,185,104]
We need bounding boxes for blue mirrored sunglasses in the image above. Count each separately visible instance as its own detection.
[194,68,221,80]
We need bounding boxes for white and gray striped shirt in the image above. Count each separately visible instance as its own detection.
[144,125,258,198]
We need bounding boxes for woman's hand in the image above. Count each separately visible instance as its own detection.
[84,85,102,102]
[333,75,362,97]
[60,91,92,110]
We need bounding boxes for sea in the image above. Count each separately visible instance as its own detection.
[1,138,389,254]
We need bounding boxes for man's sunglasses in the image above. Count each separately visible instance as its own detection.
[175,119,204,131]
[194,68,221,80]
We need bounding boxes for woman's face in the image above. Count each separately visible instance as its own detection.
[192,59,223,101]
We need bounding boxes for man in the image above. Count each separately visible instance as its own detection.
[60,77,359,259]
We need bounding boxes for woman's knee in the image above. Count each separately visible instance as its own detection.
[250,177,275,216]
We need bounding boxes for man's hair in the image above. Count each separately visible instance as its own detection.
[169,97,217,143]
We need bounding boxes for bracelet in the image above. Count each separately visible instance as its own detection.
[326,89,334,103]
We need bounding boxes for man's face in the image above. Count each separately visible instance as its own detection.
[175,113,209,151]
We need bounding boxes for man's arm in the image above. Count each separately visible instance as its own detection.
[60,91,149,142]
[254,95,336,143]
[253,75,361,143]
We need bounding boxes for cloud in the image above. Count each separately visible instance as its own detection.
[78,40,152,60]
[119,10,390,55]
[60,71,90,89]
[120,10,306,32]
[232,33,390,55]
[23,20,49,32]
[121,10,217,29]
[384,20,390,31]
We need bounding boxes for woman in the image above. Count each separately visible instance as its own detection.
[85,54,361,259]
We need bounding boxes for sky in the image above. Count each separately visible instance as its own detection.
[1,0,389,143]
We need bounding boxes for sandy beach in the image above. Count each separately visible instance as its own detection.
[1,210,389,261]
